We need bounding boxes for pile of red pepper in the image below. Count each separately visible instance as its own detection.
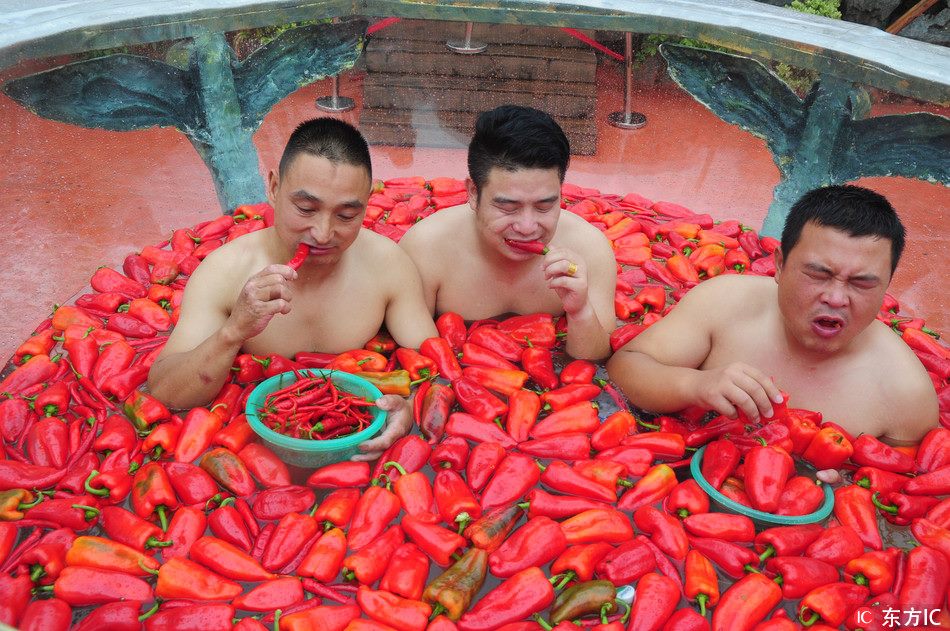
[1,178,949,630]
[257,372,376,440]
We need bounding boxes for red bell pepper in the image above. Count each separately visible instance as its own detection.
[897,544,948,609]
[633,506,688,559]
[446,413,516,449]
[348,483,401,550]
[766,556,839,599]
[164,461,219,506]
[744,444,793,513]
[372,435,432,481]
[162,505,207,560]
[683,513,755,542]
[434,468,482,528]
[689,536,760,579]
[466,442,506,493]
[199,447,257,496]
[380,542,431,600]
[457,567,554,631]
[561,507,634,546]
[307,461,371,488]
[916,427,950,472]
[798,583,869,627]
[541,460,617,503]
[402,513,467,566]
[415,382,456,445]
[252,485,315,521]
[665,479,710,519]
[853,466,909,495]
[595,539,656,586]
[480,453,542,511]
[298,526,347,581]
[684,550,720,615]
[852,434,916,473]
[53,566,152,607]
[711,573,782,631]
[844,549,899,596]
[343,524,404,584]
[617,464,677,512]
[312,487,359,528]
[436,312,467,352]
[903,463,950,495]
[805,525,865,565]
[261,512,319,572]
[834,485,883,550]
[519,433,592,460]
[801,426,853,470]
[628,573,680,631]
[238,442,292,488]
[421,337,463,381]
[775,476,825,516]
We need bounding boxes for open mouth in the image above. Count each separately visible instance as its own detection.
[812,315,845,337]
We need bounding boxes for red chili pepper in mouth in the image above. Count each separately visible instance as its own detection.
[287,243,309,270]
[505,239,549,255]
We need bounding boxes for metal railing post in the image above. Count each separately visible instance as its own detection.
[607,32,646,129]
[447,22,487,54]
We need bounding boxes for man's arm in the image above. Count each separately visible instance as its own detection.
[543,237,616,360]
[398,222,440,313]
[606,278,782,421]
[383,247,439,348]
[879,357,939,445]
[148,258,296,409]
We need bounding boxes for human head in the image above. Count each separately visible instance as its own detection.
[278,118,372,181]
[781,185,906,276]
[467,105,570,200]
[268,118,373,265]
[774,185,903,355]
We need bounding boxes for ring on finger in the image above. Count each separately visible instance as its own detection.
[566,261,578,277]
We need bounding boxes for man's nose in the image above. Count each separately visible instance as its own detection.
[512,211,539,235]
[309,215,332,243]
[820,281,849,309]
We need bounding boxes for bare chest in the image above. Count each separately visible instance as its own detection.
[435,260,562,319]
[243,276,387,357]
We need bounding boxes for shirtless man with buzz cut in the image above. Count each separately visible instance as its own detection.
[607,185,938,446]
[148,118,437,459]
[400,105,616,360]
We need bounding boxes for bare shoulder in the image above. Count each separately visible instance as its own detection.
[401,205,467,254]
[185,229,269,302]
[866,321,939,418]
[675,274,773,317]
[556,211,613,255]
[357,228,425,283]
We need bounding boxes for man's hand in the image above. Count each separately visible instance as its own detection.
[690,362,784,423]
[542,247,590,316]
[223,264,296,343]
[351,394,413,462]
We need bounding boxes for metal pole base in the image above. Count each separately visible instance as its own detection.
[607,111,647,130]
[315,95,355,112]
[447,40,487,54]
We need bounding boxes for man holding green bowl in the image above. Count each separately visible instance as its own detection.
[149,118,437,461]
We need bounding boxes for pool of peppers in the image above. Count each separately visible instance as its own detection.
[1,177,950,631]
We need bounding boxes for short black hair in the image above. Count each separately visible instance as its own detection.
[781,185,906,274]
[278,118,372,179]
[467,105,570,195]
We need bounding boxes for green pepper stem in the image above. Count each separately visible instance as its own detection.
[138,601,161,621]
[871,492,899,515]
[800,611,820,627]
[532,614,553,631]
[84,471,110,497]
[156,505,169,531]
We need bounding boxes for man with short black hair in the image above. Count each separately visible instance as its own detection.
[149,118,436,459]
[401,105,616,359]
[607,185,938,444]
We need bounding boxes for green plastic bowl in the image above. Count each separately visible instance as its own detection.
[690,444,834,526]
[245,369,386,468]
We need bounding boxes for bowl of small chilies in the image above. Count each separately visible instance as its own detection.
[245,368,385,467]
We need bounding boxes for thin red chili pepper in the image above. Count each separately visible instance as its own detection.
[302,578,353,604]
[287,243,309,270]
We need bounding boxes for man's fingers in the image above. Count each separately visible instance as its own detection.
[734,372,775,420]
[709,393,739,420]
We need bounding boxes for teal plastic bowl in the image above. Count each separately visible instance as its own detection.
[690,444,834,526]
[245,369,385,468]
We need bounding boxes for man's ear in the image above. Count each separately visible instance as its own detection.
[266,169,280,206]
[465,178,479,211]
[773,247,785,283]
